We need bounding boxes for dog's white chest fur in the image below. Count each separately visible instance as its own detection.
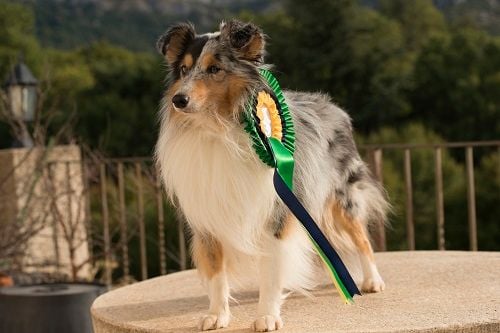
[157,122,276,254]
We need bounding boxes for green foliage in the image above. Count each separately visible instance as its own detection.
[0,0,498,266]
[27,0,277,52]
[32,1,177,52]
[71,43,163,156]
[410,28,500,141]
[246,1,424,133]
[475,152,500,250]
[28,45,161,155]
[0,1,41,79]
[380,0,447,51]
[0,2,164,155]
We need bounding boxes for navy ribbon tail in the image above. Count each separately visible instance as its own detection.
[273,170,361,297]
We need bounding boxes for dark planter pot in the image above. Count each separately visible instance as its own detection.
[0,283,107,333]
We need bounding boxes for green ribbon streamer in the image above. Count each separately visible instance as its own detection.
[268,137,294,190]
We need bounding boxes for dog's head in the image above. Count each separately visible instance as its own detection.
[157,20,266,122]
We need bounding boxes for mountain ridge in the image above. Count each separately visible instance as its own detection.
[8,0,500,51]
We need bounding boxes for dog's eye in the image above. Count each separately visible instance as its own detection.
[180,65,187,75]
[207,65,220,74]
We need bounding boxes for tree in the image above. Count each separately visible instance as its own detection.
[245,1,413,134]
[380,0,447,51]
[0,1,41,77]
[410,28,500,141]
[72,42,163,156]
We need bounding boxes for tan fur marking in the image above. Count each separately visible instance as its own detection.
[192,233,224,279]
[200,53,216,69]
[188,74,246,118]
[166,80,181,98]
[191,80,209,106]
[206,74,246,117]
[182,53,193,69]
[331,201,375,261]
[225,75,247,115]
[275,214,297,239]
[241,34,264,61]
[166,38,186,65]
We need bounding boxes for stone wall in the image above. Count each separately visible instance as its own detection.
[0,145,91,280]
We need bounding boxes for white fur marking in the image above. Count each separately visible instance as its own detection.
[157,120,276,255]
[360,259,385,293]
[198,272,231,330]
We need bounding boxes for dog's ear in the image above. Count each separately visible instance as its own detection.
[220,20,265,63]
[157,23,196,65]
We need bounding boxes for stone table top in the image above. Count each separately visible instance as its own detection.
[91,251,500,333]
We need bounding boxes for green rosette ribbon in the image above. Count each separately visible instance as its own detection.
[242,69,361,304]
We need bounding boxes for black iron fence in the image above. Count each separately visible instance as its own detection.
[1,141,498,286]
[362,141,499,252]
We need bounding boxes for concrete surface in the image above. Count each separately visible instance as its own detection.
[91,251,500,333]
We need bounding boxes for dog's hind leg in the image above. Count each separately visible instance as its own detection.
[192,232,231,331]
[331,200,385,293]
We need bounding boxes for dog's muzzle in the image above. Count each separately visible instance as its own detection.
[172,94,190,109]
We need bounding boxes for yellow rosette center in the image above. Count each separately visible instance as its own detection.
[255,91,283,140]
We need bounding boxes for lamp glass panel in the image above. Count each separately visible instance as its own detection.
[8,85,23,119]
[22,86,37,122]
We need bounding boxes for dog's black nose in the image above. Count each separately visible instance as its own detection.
[172,94,189,109]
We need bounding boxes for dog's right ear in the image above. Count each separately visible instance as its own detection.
[157,23,196,66]
[220,20,265,63]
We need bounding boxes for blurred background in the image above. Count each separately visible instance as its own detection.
[0,0,498,287]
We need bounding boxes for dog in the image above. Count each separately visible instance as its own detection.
[155,20,388,332]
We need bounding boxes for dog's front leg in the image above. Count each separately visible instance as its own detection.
[253,238,285,332]
[192,233,230,331]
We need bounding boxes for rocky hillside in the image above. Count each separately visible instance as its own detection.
[436,0,500,35]
[9,0,500,51]
[13,0,280,51]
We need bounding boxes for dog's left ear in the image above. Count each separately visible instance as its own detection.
[220,20,265,63]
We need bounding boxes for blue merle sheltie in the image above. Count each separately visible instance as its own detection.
[155,20,388,332]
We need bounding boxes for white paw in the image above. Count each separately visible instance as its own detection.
[362,275,386,293]
[198,312,230,331]
[252,315,283,332]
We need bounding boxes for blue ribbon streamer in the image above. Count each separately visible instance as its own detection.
[273,170,361,298]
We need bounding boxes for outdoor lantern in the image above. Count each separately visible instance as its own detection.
[4,58,38,122]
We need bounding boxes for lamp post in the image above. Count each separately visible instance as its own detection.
[4,56,38,148]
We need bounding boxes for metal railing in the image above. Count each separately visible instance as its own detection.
[90,141,498,285]
[2,141,498,286]
[86,157,189,286]
[362,140,499,252]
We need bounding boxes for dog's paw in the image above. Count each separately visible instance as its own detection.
[252,315,283,332]
[362,275,386,293]
[198,312,230,331]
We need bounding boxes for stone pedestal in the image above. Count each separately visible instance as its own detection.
[0,145,90,280]
[91,251,500,333]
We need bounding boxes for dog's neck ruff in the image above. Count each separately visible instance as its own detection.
[242,69,361,304]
